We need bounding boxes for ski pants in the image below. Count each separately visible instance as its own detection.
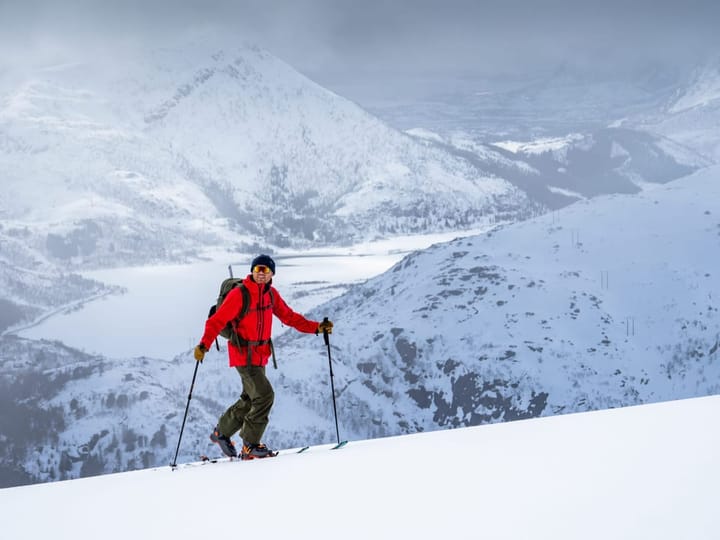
[217,365,274,445]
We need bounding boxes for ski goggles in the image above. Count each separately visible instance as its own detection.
[253,265,272,274]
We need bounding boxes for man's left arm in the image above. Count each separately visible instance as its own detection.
[271,289,320,334]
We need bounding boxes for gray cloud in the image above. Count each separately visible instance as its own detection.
[2,0,719,100]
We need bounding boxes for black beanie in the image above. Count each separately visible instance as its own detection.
[251,254,276,274]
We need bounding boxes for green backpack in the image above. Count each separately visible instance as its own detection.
[207,278,250,342]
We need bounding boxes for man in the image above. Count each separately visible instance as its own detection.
[194,254,334,459]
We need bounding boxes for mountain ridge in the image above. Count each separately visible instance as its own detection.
[273,164,720,438]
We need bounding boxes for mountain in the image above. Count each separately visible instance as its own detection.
[274,164,720,440]
[408,126,710,209]
[0,39,536,264]
[631,58,720,160]
[0,38,537,332]
[395,62,712,210]
[2,395,718,540]
[3,165,718,488]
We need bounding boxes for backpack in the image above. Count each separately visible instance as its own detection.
[207,278,250,342]
[207,278,278,368]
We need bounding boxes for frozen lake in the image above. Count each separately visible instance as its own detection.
[18,229,487,359]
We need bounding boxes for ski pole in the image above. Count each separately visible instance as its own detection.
[170,359,200,468]
[322,317,341,445]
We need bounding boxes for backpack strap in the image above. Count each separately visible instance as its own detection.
[226,283,250,338]
[238,283,251,319]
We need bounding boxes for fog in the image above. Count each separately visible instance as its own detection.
[2,0,719,105]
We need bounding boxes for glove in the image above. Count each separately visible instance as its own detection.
[194,343,207,363]
[317,319,334,335]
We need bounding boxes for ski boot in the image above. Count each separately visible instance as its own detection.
[210,427,237,458]
[240,442,278,460]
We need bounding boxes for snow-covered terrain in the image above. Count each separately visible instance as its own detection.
[3,39,720,491]
[1,395,718,540]
[273,164,720,440]
[2,165,718,488]
[408,126,709,209]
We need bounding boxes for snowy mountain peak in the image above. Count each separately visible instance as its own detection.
[0,38,537,270]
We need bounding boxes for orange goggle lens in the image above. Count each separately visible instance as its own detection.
[253,265,271,274]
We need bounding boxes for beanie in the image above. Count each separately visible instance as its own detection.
[251,254,276,274]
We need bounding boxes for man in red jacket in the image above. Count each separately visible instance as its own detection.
[194,254,334,459]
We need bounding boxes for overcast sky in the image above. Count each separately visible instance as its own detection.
[2,0,719,102]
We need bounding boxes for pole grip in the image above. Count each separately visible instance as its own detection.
[322,317,330,346]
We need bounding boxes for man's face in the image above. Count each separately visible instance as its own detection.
[252,265,273,283]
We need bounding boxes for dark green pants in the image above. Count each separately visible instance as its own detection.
[217,365,274,445]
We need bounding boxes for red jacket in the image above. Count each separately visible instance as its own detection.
[200,275,319,367]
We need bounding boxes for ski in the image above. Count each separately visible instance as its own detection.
[200,454,229,464]
[170,455,232,469]
[172,442,348,469]
[296,441,348,453]
[201,450,279,462]
[242,450,279,459]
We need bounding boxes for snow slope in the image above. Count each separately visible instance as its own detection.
[1,395,718,540]
[274,164,720,440]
